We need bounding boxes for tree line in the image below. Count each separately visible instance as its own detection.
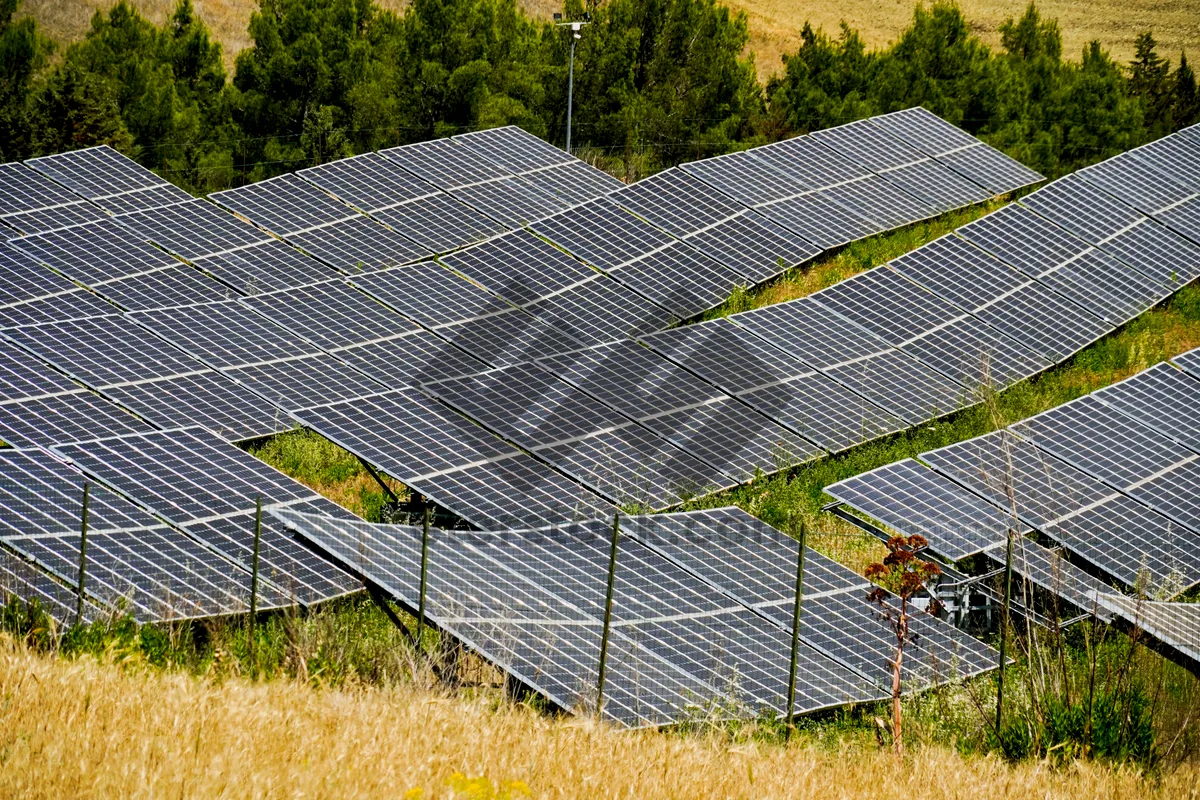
[1,0,1196,191]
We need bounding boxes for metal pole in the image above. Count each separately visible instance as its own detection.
[566,35,576,154]
[416,502,431,653]
[995,528,1015,733]
[76,484,89,625]
[786,521,807,731]
[596,512,620,718]
[249,497,263,666]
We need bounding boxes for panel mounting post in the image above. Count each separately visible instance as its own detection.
[76,483,89,626]
[596,511,620,719]
[786,520,807,732]
[415,502,431,655]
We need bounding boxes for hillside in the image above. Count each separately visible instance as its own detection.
[22,0,1200,77]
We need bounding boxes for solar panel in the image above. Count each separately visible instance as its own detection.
[824,459,1019,562]
[424,364,732,508]
[2,315,207,387]
[817,173,941,227]
[888,234,1113,363]
[380,139,569,226]
[877,159,992,212]
[1128,133,1200,192]
[639,314,907,450]
[868,107,1044,193]
[923,430,1200,591]
[380,138,515,187]
[753,192,879,250]
[520,161,625,205]
[51,427,359,605]
[1151,196,1200,246]
[9,220,233,309]
[867,107,980,157]
[751,135,873,191]
[1018,174,1200,287]
[0,162,109,234]
[0,242,115,328]
[982,538,1119,619]
[440,229,596,305]
[1013,395,1200,536]
[26,145,193,213]
[810,119,935,173]
[522,274,679,345]
[239,280,490,387]
[297,152,437,211]
[1078,153,1198,216]
[811,266,1050,390]
[0,336,82,400]
[538,341,823,480]
[731,298,974,424]
[240,280,423,351]
[115,198,271,259]
[1098,595,1200,663]
[433,307,588,365]
[351,261,514,326]
[680,150,807,205]
[452,126,575,172]
[1,548,100,625]
[371,194,505,253]
[210,174,357,235]
[610,170,820,282]
[1092,362,1200,452]
[0,390,155,448]
[277,512,732,726]
[287,214,432,273]
[191,240,336,293]
[531,199,676,271]
[1175,345,1200,381]
[607,244,743,320]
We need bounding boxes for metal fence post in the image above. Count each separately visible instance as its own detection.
[787,520,807,731]
[416,502,431,653]
[249,497,263,667]
[995,527,1015,733]
[596,512,620,718]
[76,484,90,625]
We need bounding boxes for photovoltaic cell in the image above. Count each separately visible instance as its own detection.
[825,459,1018,562]
[522,275,679,345]
[531,199,676,272]
[115,198,271,259]
[1079,153,1198,217]
[1,548,100,625]
[287,214,432,272]
[520,160,625,205]
[680,212,821,282]
[210,174,358,235]
[753,192,878,250]
[440,229,596,305]
[607,244,743,320]
[811,266,1050,390]
[240,280,424,351]
[1128,133,1200,192]
[0,390,154,448]
[26,145,193,213]
[611,167,749,233]
[1013,395,1200,535]
[680,150,806,205]
[1018,174,1200,287]
[888,234,1113,363]
[0,162,109,234]
[936,144,1047,195]
[380,138,514,188]
[351,261,514,326]
[1092,362,1200,452]
[1175,345,1200,381]
[982,538,1119,619]
[432,307,587,365]
[452,126,575,172]
[750,135,872,191]
[923,430,1200,591]
[371,194,505,253]
[445,178,570,227]
[297,152,437,211]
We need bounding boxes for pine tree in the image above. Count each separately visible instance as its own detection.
[1128,31,1171,132]
[1174,52,1199,128]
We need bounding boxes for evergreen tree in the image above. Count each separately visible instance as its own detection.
[30,61,133,154]
[1173,52,1198,128]
[1128,32,1171,133]
[0,0,51,160]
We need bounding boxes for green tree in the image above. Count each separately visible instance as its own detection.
[0,0,51,160]
[1127,31,1171,133]
[1172,52,1198,128]
[30,61,133,154]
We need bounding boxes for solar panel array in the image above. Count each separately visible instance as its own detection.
[826,350,1200,600]
[279,506,997,727]
[8,112,1200,615]
[26,145,193,214]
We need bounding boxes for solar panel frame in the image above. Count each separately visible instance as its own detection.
[1092,362,1200,453]
[1,548,101,625]
[0,162,110,234]
[432,307,588,366]
[1078,154,1198,216]
[531,199,677,272]
[1128,133,1200,192]
[753,192,879,250]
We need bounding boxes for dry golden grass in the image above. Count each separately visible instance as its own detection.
[20,0,1198,77]
[1,636,1195,799]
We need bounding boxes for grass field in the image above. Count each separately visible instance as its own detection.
[2,634,1197,798]
[21,0,1199,76]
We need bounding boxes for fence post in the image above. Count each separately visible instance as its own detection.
[787,520,807,732]
[995,527,1015,734]
[416,502,431,654]
[596,512,621,719]
[249,497,263,668]
[76,484,90,625]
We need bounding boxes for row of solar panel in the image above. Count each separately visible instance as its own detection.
[0,426,365,625]
[825,347,1200,602]
[277,506,998,727]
